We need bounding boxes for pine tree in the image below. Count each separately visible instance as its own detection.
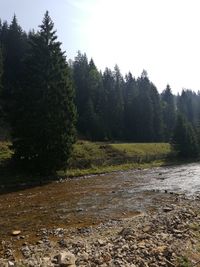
[102,66,124,140]
[2,15,27,95]
[86,59,105,140]
[0,16,28,124]
[73,54,105,140]
[172,114,199,158]
[12,11,76,174]
[124,72,138,140]
[149,83,163,141]
[136,71,154,142]
[102,68,116,139]
[113,65,124,139]
[0,47,2,94]
[161,85,176,141]
[0,46,3,120]
[177,90,199,125]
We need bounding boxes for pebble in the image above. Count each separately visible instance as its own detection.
[11,230,21,236]
[1,200,200,266]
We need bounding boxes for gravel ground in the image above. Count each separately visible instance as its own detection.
[1,194,200,267]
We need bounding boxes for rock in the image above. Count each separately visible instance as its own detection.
[0,260,7,267]
[98,239,105,246]
[163,207,173,212]
[8,261,14,267]
[157,245,168,253]
[80,252,89,261]
[57,251,76,266]
[41,257,54,267]
[12,230,21,236]
[138,241,146,249]
[143,226,152,233]
[102,252,111,262]
[76,208,83,212]
[119,227,135,237]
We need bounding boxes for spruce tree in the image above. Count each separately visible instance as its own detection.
[0,47,2,94]
[102,66,124,140]
[73,51,89,136]
[136,71,154,142]
[177,90,199,125]
[0,16,28,128]
[172,114,199,158]
[124,72,138,140]
[1,16,27,98]
[12,11,76,174]
[161,85,176,141]
[0,47,3,121]
[149,83,163,141]
[86,59,105,140]
[102,68,116,139]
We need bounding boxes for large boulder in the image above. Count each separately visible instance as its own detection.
[57,251,76,267]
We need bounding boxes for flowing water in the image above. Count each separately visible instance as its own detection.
[0,163,200,240]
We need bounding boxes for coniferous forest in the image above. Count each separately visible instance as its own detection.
[0,13,200,173]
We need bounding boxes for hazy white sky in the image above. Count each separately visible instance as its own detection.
[0,0,200,93]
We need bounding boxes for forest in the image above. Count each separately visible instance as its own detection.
[0,12,199,174]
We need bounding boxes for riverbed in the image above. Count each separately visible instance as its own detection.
[1,162,200,242]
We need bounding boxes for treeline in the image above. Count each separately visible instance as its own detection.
[0,13,200,173]
[72,53,200,144]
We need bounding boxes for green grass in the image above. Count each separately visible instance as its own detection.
[0,141,13,163]
[0,140,175,186]
[62,141,174,177]
[111,143,172,163]
[62,160,166,177]
[69,141,173,168]
[111,143,171,157]
[178,256,192,267]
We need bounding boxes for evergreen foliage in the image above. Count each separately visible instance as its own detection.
[161,85,176,141]
[0,46,3,119]
[177,90,200,125]
[11,12,76,173]
[0,46,2,94]
[0,15,28,125]
[172,114,199,158]
[124,72,138,140]
[1,12,200,165]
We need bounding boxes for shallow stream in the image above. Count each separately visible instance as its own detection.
[0,163,200,239]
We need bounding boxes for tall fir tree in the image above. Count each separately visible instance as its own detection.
[112,65,124,139]
[149,83,163,141]
[102,67,116,139]
[177,90,199,125]
[161,85,176,141]
[86,59,105,140]
[73,51,89,136]
[0,46,2,95]
[0,46,3,120]
[172,114,199,158]
[124,72,138,140]
[136,71,154,142]
[102,66,124,140]
[12,11,76,174]
[0,15,28,124]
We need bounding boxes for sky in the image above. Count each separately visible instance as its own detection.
[0,0,200,93]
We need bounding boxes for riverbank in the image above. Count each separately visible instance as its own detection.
[64,141,173,177]
[1,163,200,266]
[0,141,174,187]
[1,194,200,266]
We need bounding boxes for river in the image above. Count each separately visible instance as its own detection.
[0,162,200,240]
